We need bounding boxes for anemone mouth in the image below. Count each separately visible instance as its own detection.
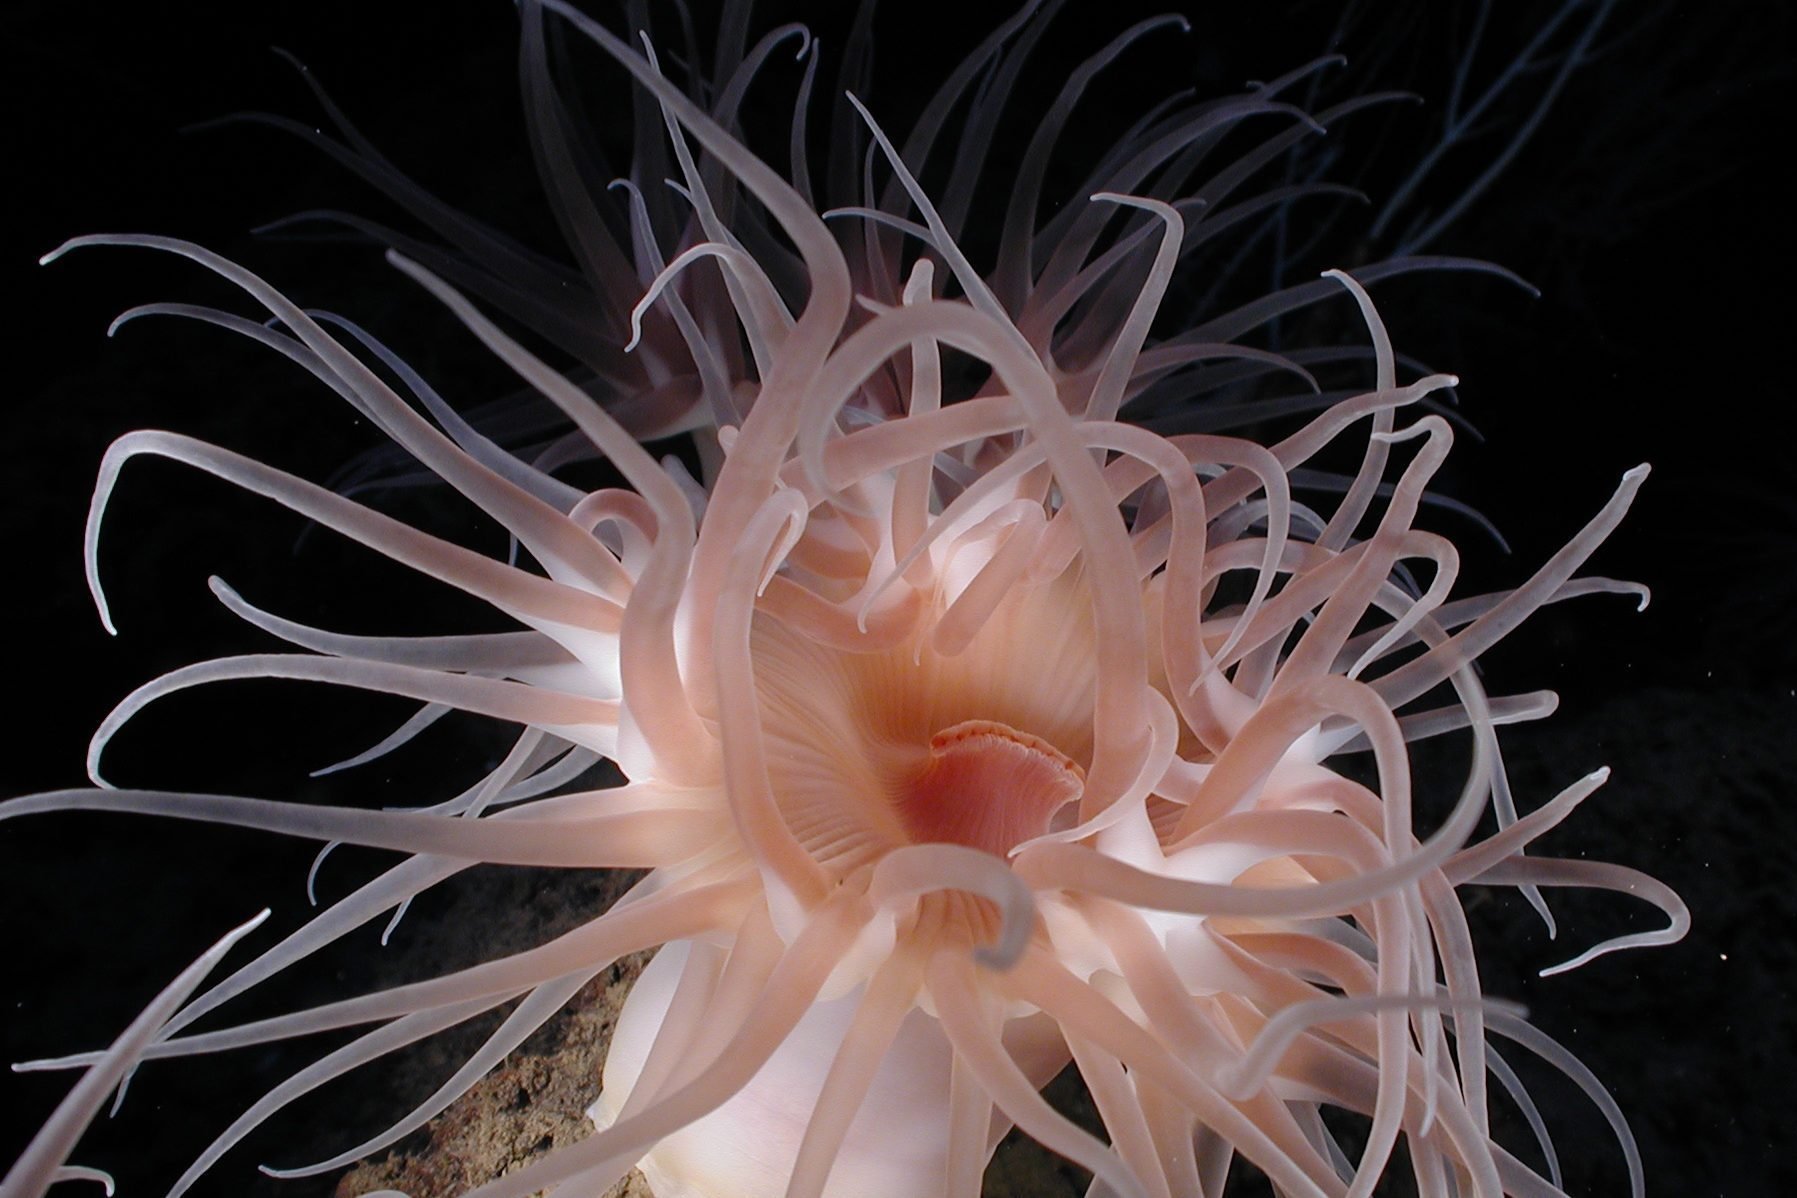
[895,718,1085,854]
[751,569,1102,875]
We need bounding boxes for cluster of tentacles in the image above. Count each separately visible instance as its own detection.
[4,3,1686,1198]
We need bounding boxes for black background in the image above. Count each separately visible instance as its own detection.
[3,2,1793,1195]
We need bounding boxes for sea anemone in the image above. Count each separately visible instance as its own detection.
[4,3,1687,1197]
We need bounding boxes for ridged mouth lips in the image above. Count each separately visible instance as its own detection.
[897,719,1085,855]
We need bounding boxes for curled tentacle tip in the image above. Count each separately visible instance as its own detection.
[1624,462,1651,483]
[39,239,85,267]
[1211,1066,1253,1103]
[974,920,1031,971]
[104,306,162,339]
[973,942,1018,971]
